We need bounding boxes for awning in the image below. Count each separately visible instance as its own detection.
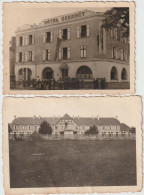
[60,63,69,70]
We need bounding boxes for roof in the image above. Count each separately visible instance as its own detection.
[12,117,60,126]
[12,115,121,126]
[62,114,72,119]
[120,123,130,131]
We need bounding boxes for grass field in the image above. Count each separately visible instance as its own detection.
[9,140,136,188]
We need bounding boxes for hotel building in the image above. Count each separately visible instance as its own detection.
[14,9,130,89]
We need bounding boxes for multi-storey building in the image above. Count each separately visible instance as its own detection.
[14,9,129,89]
[10,114,132,137]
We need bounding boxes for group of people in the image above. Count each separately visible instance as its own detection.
[16,77,106,90]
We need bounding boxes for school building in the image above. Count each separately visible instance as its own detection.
[14,9,130,89]
[10,114,133,139]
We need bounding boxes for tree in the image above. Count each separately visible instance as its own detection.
[103,7,129,37]
[39,121,52,134]
[85,125,99,135]
[130,127,136,134]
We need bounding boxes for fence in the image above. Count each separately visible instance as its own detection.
[9,133,136,141]
[41,133,136,141]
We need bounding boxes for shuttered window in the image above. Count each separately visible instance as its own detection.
[43,50,46,61]
[59,30,62,39]
[25,52,28,62]
[50,31,53,42]
[43,32,46,43]
[86,24,90,37]
[77,26,80,38]
[67,47,71,59]
[120,49,124,60]
[58,48,62,60]
[32,51,34,61]
[46,49,51,61]
[67,28,70,39]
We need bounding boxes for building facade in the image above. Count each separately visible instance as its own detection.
[9,37,16,88]
[14,9,130,89]
[10,114,133,138]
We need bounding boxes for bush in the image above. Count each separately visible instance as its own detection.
[27,131,44,141]
[85,125,99,135]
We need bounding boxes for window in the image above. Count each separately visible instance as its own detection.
[124,50,128,61]
[46,49,51,61]
[111,67,118,80]
[19,52,22,62]
[112,46,116,59]
[80,45,87,58]
[63,48,67,59]
[120,49,124,60]
[81,25,87,38]
[29,35,33,45]
[62,29,67,40]
[62,47,70,59]
[29,51,32,62]
[77,66,92,79]
[19,37,23,46]
[46,32,51,42]
[121,68,127,80]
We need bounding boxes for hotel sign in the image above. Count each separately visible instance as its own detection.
[43,11,86,25]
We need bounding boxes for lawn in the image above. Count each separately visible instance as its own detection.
[9,140,136,188]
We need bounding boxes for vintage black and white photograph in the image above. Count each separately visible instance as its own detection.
[3,97,142,194]
[3,2,135,94]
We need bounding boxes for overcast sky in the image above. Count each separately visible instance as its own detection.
[3,3,110,42]
[3,97,142,128]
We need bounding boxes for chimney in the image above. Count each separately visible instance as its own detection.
[33,115,36,119]
[39,115,41,119]
[97,115,99,120]
[14,115,16,120]
[116,115,118,120]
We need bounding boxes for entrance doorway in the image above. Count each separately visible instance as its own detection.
[61,69,68,79]
[43,67,54,79]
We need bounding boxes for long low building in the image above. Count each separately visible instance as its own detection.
[9,114,132,137]
[13,9,130,89]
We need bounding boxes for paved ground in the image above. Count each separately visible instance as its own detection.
[9,140,136,188]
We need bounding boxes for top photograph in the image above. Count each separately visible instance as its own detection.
[3,2,135,95]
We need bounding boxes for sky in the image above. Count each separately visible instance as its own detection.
[3,96,142,128]
[3,3,110,42]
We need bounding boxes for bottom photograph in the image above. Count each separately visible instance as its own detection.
[3,96,142,194]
